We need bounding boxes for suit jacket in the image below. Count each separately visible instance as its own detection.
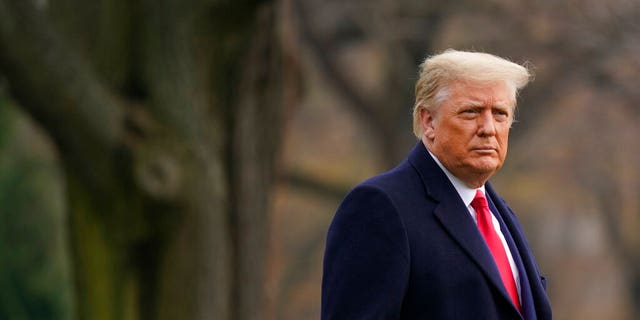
[321,142,552,319]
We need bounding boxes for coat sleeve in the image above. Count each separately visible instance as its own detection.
[321,185,410,320]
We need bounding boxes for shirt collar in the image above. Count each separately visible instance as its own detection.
[427,149,485,207]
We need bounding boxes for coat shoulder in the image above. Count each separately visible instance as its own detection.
[358,160,424,196]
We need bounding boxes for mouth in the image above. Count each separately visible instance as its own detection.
[471,147,497,154]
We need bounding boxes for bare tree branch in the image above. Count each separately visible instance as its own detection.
[289,0,395,155]
[280,170,349,201]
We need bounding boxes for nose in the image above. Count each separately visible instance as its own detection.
[477,111,496,136]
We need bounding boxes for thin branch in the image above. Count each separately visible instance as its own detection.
[280,170,350,201]
[290,0,391,140]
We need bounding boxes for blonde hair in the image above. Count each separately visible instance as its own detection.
[412,49,532,138]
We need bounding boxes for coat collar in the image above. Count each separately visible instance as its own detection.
[407,142,523,317]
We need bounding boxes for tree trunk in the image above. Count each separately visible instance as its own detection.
[231,4,283,320]
[0,0,282,319]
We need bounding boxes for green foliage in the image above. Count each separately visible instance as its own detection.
[0,97,73,320]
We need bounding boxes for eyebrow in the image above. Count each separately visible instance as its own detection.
[462,99,513,110]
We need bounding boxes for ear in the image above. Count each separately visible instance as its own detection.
[419,108,437,141]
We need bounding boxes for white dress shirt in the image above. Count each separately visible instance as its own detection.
[427,150,521,298]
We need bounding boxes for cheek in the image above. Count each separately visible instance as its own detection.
[498,128,510,154]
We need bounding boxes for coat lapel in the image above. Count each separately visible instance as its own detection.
[407,143,520,315]
[486,190,536,319]
[486,184,553,320]
[432,197,512,304]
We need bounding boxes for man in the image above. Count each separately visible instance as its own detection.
[321,49,552,320]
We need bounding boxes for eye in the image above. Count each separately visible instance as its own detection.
[493,109,510,121]
[460,108,478,115]
[458,108,478,119]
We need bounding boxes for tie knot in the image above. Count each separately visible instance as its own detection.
[471,189,489,209]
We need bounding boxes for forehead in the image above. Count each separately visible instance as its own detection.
[447,80,515,108]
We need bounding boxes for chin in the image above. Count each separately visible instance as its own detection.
[470,162,500,175]
[473,157,502,170]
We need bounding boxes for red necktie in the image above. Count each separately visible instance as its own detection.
[471,190,521,311]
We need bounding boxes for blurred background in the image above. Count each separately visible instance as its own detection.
[1,0,640,319]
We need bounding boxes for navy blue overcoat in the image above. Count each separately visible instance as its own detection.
[322,142,552,320]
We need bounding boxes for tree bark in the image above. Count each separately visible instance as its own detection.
[0,0,281,319]
[231,4,283,320]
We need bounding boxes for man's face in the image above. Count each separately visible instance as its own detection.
[420,80,514,188]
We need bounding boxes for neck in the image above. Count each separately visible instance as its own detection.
[463,178,488,189]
